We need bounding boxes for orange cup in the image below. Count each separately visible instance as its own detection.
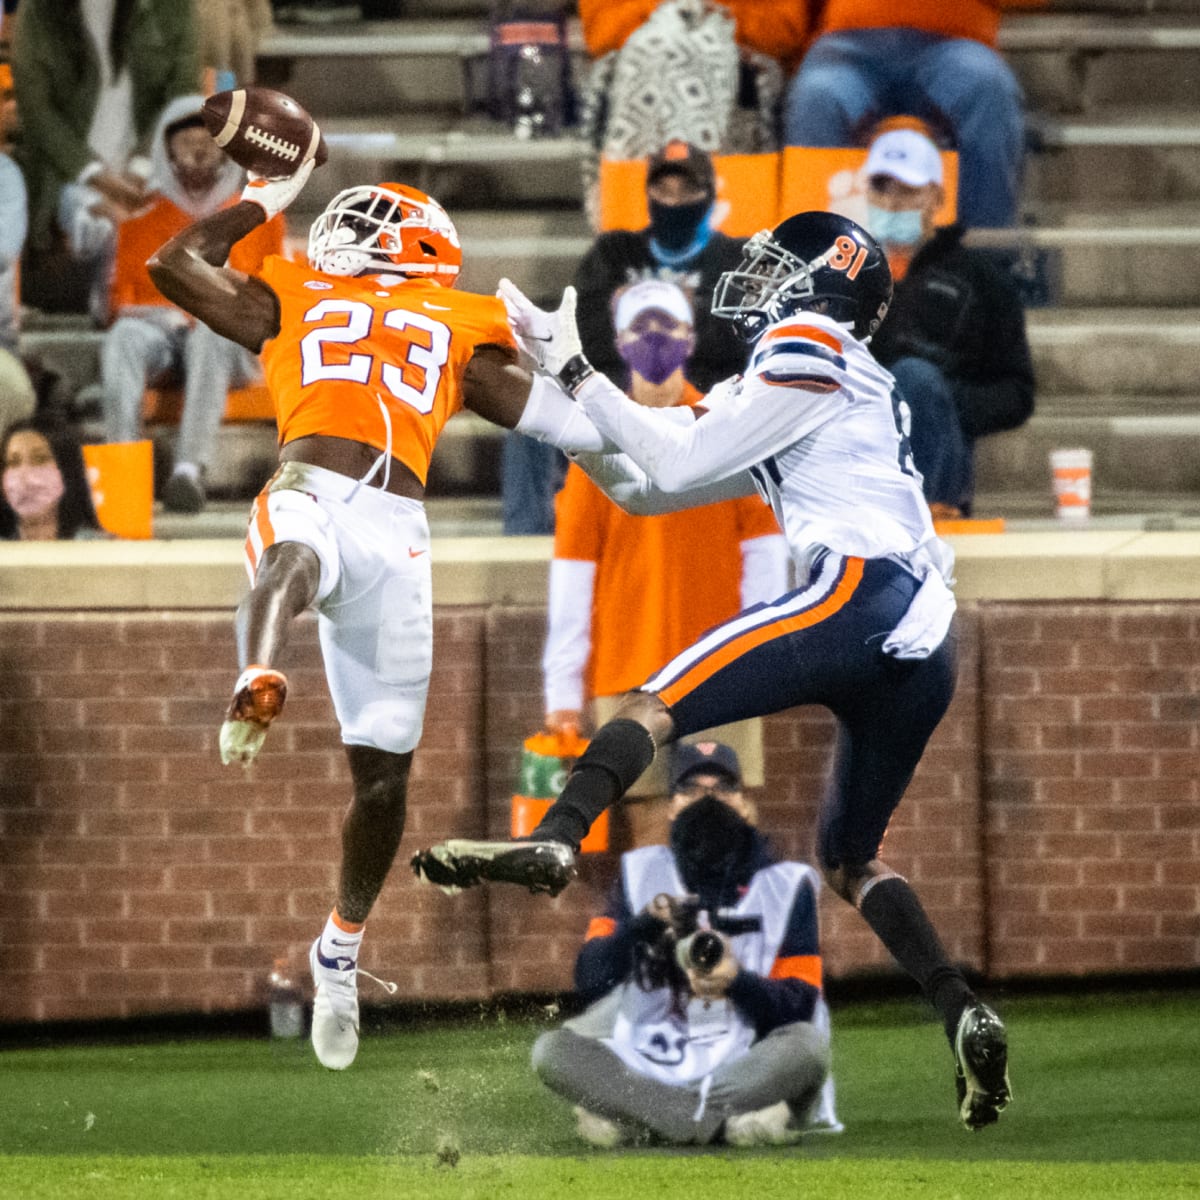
[82,441,154,540]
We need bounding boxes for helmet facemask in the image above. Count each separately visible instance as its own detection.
[711,230,818,341]
[307,184,462,283]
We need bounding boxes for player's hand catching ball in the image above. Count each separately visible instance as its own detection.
[241,158,315,220]
[497,279,585,379]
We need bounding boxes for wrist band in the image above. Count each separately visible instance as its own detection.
[558,354,595,395]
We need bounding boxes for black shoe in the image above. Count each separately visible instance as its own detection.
[163,470,206,514]
[953,1001,1012,1130]
[411,839,576,896]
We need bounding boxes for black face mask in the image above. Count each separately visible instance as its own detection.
[669,794,756,906]
[649,197,712,254]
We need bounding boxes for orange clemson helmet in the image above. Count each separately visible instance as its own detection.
[307,182,463,285]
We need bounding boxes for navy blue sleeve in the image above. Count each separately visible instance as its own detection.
[726,875,821,1037]
[573,879,636,1004]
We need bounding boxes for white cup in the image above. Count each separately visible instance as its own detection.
[1050,448,1093,519]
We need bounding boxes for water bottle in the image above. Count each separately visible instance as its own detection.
[267,958,304,1039]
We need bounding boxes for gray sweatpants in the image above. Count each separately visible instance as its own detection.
[532,1017,831,1146]
[101,309,260,470]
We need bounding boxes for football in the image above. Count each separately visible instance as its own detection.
[201,87,328,178]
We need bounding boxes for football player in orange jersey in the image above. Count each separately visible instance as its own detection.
[148,160,592,1070]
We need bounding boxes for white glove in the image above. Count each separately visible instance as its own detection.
[241,158,315,220]
[497,278,584,377]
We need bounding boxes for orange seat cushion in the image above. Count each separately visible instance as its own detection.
[142,385,274,424]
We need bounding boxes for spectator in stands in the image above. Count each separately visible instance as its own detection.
[502,142,748,534]
[578,0,811,221]
[0,416,100,540]
[863,127,1034,516]
[101,95,284,514]
[577,142,748,393]
[0,61,36,438]
[782,1,1028,230]
[532,741,834,1148]
[543,279,786,837]
[11,0,198,317]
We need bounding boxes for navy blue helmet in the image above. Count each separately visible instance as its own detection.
[711,210,893,342]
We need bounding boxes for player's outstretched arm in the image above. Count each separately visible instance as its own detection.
[147,163,312,352]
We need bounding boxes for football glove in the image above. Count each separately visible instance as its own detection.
[241,158,315,220]
[497,278,589,383]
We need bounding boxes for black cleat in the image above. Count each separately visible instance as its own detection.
[411,839,577,897]
[953,1001,1012,1131]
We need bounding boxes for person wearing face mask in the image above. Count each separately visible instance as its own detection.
[501,142,750,535]
[0,418,101,541]
[542,281,787,837]
[863,128,1034,517]
[574,142,749,394]
[531,742,838,1149]
[99,95,285,514]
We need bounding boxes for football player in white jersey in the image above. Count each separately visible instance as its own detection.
[413,211,1011,1131]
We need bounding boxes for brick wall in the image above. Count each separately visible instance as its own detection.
[0,602,1197,1024]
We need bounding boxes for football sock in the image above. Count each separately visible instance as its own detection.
[858,875,974,1042]
[318,909,363,964]
[531,718,657,850]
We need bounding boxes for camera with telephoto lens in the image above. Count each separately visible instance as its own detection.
[631,894,760,990]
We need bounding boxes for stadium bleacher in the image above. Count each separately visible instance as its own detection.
[17,0,1200,531]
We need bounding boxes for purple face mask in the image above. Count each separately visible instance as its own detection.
[3,462,65,518]
[618,329,694,385]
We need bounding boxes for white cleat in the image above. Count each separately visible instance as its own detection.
[309,937,359,1070]
[724,1101,803,1147]
[573,1106,624,1149]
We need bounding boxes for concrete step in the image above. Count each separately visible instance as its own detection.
[1026,307,1200,394]
[976,409,1200,496]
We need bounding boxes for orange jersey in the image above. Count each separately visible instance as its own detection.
[553,385,782,697]
[111,197,284,316]
[258,257,516,484]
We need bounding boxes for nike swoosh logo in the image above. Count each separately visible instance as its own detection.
[423,302,451,311]
[330,938,358,947]
[526,333,553,342]
[315,948,355,972]
[409,547,427,558]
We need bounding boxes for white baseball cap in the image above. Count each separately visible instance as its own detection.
[864,129,943,188]
[614,280,693,333]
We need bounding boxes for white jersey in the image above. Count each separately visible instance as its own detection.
[603,846,819,1087]
[740,313,935,565]
[574,310,943,571]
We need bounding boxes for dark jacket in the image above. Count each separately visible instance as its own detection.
[871,224,1035,440]
[573,228,749,392]
[12,0,199,249]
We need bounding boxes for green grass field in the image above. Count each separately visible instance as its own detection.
[2,988,1198,1200]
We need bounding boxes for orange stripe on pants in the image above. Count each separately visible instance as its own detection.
[657,557,865,708]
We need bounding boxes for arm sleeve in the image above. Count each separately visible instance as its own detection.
[726,874,822,1036]
[543,557,596,713]
[573,882,637,1003]
[577,0,658,55]
[953,277,1036,439]
[575,365,844,491]
[11,38,95,181]
[740,533,790,609]
[573,448,758,515]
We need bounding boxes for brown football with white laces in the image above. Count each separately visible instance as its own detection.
[201,86,328,178]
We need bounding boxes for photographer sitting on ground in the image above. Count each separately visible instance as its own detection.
[532,743,839,1148]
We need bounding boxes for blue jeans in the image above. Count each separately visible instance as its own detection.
[501,431,566,535]
[783,28,1025,229]
[889,356,972,512]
